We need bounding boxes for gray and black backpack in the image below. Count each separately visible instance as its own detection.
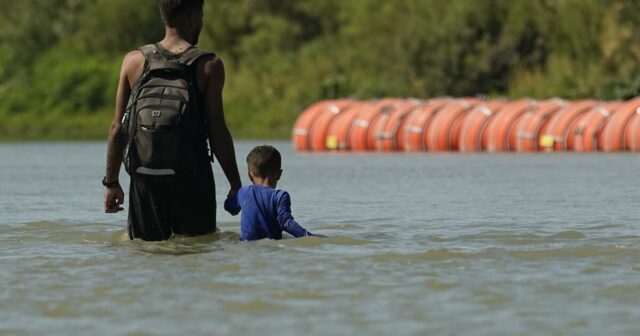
[122,44,213,181]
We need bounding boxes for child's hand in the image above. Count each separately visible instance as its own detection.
[224,197,240,216]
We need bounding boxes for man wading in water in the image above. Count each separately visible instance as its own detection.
[103,0,241,240]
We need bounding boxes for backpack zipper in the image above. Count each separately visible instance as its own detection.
[140,83,190,91]
[138,93,187,102]
[137,105,181,111]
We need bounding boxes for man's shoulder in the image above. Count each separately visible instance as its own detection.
[121,49,145,72]
[197,50,222,70]
[118,49,146,85]
[190,48,223,90]
[124,49,145,63]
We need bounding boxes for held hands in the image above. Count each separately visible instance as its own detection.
[104,185,125,213]
[224,186,241,216]
[224,197,240,216]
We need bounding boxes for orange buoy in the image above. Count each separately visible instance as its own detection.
[484,99,536,152]
[402,99,451,152]
[292,101,334,151]
[307,100,353,151]
[564,102,620,151]
[393,101,423,152]
[625,110,640,151]
[572,102,621,152]
[539,100,599,151]
[367,99,403,151]
[348,98,399,151]
[374,99,422,151]
[513,99,566,152]
[599,98,640,152]
[425,99,478,151]
[458,101,507,152]
[325,101,367,151]
[508,107,537,151]
[449,101,482,151]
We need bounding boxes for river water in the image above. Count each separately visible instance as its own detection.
[0,141,639,335]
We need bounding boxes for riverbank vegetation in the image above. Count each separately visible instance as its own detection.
[1,0,640,140]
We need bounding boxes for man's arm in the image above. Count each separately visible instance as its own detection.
[201,56,242,195]
[103,51,144,213]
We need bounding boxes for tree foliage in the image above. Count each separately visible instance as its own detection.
[1,0,640,139]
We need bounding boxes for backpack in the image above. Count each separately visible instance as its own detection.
[121,44,213,181]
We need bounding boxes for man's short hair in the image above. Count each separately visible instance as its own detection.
[247,146,282,178]
[159,0,204,27]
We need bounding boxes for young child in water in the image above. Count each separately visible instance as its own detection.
[224,145,313,241]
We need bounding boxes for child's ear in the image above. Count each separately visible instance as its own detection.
[248,170,255,183]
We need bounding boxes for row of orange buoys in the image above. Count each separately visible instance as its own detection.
[292,98,640,152]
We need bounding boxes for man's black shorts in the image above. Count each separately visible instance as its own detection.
[127,164,216,241]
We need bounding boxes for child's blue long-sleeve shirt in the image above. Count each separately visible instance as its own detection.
[224,185,311,241]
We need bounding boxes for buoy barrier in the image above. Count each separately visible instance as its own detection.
[403,99,450,152]
[374,99,421,151]
[572,102,621,152]
[307,100,353,151]
[292,98,640,153]
[485,99,534,152]
[540,100,599,152]
[514,99,565,152]
[347,99,398,152]
[599,98,640,152]
[325,102,364,151]
[458,101,506,152]
[625,109,640,151]
[292,101,337,151]
[426,99,477,152]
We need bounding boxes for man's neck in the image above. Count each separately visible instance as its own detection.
[160,28,193,53]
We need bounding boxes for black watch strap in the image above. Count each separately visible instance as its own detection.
[102,177,120,188]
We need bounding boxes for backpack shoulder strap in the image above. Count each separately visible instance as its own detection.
[138,44,165,62]
[180,47,216,66]
[127,45,158,96]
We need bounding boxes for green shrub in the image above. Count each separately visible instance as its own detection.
[2,0,640,140]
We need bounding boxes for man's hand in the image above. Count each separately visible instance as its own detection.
[224,198,240,216]
[224,186,241,216]
[104,185,125,213]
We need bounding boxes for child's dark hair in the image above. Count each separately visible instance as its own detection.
[246,145,281,178]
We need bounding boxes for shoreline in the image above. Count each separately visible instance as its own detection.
[0,115,293,142]
[0,133,292,142]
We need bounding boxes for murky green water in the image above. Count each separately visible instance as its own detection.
[1,141,639,335]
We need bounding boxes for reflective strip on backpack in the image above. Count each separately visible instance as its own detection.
[136,167,176,176]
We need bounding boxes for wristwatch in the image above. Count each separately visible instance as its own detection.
[102,177,120,188]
